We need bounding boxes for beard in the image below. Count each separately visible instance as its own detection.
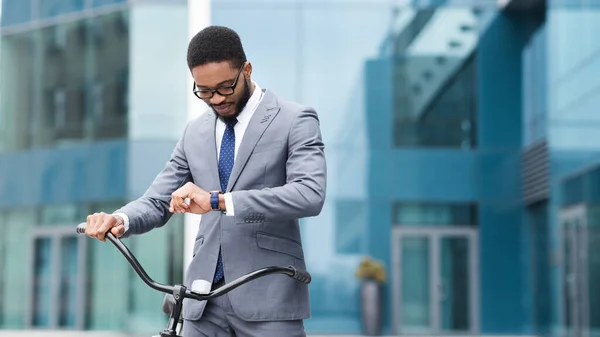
[211,78,251,124]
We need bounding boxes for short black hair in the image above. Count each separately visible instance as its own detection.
[187,26,247,70]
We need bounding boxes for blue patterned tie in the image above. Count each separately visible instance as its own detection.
[214,118,237,283]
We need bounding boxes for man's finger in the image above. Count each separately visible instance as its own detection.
[96,214,112,242]
[171,193,184,213]
[110,224,125,238]
[85,214,93,237]
[173,190,192,213]
[177,199,190,213]
[87,214,100,239]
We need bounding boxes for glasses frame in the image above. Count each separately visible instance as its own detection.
[192,62,246,100]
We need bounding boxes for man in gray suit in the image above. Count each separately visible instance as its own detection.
[84,26,327,336]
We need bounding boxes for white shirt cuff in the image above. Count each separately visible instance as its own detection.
[113,212,130,232]
[223,193,235,216]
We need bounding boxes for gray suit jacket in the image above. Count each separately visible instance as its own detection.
[116,89,327,322]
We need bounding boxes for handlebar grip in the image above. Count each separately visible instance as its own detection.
[288,266,311,284]
[76,223,86,234]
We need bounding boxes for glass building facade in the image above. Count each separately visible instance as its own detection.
[0,0,189,335]
[2,0,600,336]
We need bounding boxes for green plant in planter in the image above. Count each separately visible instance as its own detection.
[355,255,387,284]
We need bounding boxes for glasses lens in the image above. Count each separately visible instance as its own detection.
[194,85,235,99]
[217,87,235,96]
[197,91,213,99]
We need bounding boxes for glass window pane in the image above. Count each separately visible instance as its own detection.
[400,236,430,330]
[85,201,128,330]
[58,236,78,328]
[2,210,36,328]
[0,30,36,151]
[1,0,32,27]
[0,10,129,152]
[92,0,127,8]
[39,0,85,19]
[562,175,584,206]
[393,203,477,226]
[528,201,551,334]
[393,7,483,148]
[586,167,600,204]
[41,204,83,226]
[440,237,470,331]
[33,238,53,327]
[83,10,129,140]
[335,200,368,254]
[588,227,600,332]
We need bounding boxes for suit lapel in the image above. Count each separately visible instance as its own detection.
[200,112,220,190]
[226,91,280,192]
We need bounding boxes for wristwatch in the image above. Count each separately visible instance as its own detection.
[209,191,222,210]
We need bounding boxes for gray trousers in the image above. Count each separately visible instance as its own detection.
[182,292,306,337]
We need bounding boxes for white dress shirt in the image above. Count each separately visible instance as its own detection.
[116,82,264,232]
[218,81,264,216]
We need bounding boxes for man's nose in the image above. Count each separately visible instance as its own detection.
[210,93,226,105]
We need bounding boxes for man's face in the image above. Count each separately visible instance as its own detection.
[192,61,252,122]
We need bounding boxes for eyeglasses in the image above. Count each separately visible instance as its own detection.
[192,63,245,99]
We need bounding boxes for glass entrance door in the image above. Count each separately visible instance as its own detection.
[392,227,479,335]
[561,205,590,337]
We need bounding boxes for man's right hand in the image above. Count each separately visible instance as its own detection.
[85,212,125,242]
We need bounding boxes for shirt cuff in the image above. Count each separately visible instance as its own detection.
[113,212,130,232]
[223,193,235,216]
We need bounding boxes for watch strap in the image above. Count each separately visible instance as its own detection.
[210,191,221,210]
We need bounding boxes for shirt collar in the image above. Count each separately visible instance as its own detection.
[235,81,263,127]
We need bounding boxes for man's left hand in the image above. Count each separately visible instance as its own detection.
[169,182,211,214]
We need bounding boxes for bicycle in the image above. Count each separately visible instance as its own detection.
[75,223,312,337]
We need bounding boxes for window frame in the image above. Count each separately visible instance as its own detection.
[26,226,88,330]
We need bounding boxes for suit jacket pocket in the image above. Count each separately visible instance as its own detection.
[253,138,284,154]
[256,232,304,260]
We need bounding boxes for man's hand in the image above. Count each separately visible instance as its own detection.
[85,212,125,242]
[170,182,212,214]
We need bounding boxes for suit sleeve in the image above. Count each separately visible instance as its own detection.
[230,108,327,222]
[116,122,192,237]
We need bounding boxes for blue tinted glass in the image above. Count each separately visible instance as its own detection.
[392,7,480,148]
[527,201,551,334]
[562,175,584,206]
[335,200,367,254]
[0,10,129,154]
[588,167,600,203]
[523,21,548,146]
[39,0,85,19]
[546,6,600,150]
[59,237,78,328]
[394,203,477,226]
[33,238,52,327]
[92,0,127,8]
[1,0,32,27]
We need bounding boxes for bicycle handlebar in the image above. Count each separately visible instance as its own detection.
[75,223,312,302]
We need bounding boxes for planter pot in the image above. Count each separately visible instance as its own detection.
[359,279,383,336]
